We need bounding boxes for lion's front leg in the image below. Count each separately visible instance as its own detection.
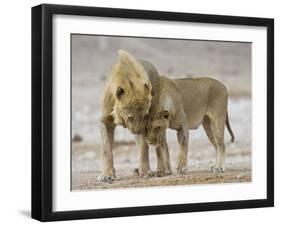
[135,134,153,178]
[176,126,189,174]
[156,135,172,176]
[162,139,172,175]
[156,146,172,176]
[98,121,116,182]
[155,146,165,177]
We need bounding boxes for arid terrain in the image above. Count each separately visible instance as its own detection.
[71,35,252,190]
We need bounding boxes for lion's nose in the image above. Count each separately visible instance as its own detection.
[144,127,148,134]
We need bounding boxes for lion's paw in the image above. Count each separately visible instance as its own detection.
[210,165,225,173]
[156,168,172,177]
[133,168,155,178]
[140,170,155,178]
[176,166,187,175]
[98,174,116,182]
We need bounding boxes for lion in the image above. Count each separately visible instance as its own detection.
[144,76,235,175]
[99,50,159,182]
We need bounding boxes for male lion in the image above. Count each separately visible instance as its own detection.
[144,76,235,175]
[99,50,159,182]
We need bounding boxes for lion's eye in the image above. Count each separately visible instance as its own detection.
[128,116,135,122]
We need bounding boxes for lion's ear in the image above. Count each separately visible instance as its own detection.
[163,110,169,119]
[116,87,124,99]
[118,49,137,66]
[117,49,149,83]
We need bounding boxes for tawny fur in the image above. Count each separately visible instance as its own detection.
[99,50,159,182]
[144,76,235,175]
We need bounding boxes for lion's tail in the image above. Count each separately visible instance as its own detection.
[226,112,235,142]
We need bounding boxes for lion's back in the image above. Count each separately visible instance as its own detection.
[173,77,228,128]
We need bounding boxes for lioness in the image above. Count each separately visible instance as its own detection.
[144,76,235,175]
[99,50,159,182]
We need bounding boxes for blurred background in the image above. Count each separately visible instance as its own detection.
[71,35,252,190]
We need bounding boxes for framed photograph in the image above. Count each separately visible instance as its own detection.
[32,4,274,221]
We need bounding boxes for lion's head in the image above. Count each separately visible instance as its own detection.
[109,50,153,134]
[144,110,170,145]
[144,94,173,145]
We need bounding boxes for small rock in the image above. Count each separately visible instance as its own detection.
[236,174,243,180]
[72,134,82,142]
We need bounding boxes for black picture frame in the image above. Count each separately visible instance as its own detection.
[31,3,274,222]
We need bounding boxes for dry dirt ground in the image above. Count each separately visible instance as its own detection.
[72,170,251,190]
[71,36,252,190]
[72,140,251,190]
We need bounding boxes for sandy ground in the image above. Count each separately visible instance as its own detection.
[72,144,251,190]
[71,36,252,190]
[72,171,251,190]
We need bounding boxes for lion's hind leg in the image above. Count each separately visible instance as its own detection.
[202,116,217,149]
[203,115,226,173]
